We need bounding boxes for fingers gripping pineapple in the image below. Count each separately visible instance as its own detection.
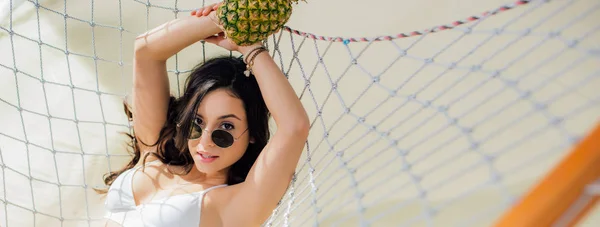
[216,0,303,46]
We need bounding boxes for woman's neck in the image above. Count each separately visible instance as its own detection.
[178,165,229,186]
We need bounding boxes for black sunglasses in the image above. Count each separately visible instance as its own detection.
[187,120,248,148]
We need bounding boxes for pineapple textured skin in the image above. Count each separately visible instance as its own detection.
[216,0,302,46]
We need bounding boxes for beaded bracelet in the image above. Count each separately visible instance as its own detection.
[243,46,265,65]
[244,46,268,77]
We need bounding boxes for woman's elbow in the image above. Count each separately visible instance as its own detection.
[291,116,310,139]
[133,39,148,58]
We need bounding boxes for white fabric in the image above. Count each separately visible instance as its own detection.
[104,163,227,227]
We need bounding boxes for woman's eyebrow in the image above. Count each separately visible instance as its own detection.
[218,114,241,121]
[196,113,241,121]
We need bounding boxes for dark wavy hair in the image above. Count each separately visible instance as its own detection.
[98,56,270,193]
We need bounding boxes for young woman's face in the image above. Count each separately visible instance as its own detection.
[187,88,251,175]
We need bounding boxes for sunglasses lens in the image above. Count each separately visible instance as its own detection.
[189,122,202,139]
[212,130,234,148]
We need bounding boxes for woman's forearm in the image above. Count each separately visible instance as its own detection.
[242,48,310,134]
[134,12,221,61]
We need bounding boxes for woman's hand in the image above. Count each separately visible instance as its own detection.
[203,32,239,52]
[191,1,263,55]
[191,2,223,27]
[204,32,263,56]
[190,2,220,17]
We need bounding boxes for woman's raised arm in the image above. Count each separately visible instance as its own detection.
[130,6,221,156]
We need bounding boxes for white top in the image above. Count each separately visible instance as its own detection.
[104,162,227,227]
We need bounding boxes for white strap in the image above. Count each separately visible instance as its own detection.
[201,184,228,194]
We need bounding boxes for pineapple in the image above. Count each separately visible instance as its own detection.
[216,0,303,46]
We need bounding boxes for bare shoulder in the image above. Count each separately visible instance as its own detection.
[207,183,243,208]
[198,183,245,227]
[205,183,267,227]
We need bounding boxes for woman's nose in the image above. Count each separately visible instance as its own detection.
[197,128,215,148]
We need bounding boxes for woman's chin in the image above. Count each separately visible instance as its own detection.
[193,157,221,173]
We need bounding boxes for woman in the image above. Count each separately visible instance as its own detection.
[101,3,309,227]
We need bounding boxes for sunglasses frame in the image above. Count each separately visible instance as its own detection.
[187,120,249,148]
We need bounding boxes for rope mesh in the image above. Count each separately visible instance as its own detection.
[0,0,599,226]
